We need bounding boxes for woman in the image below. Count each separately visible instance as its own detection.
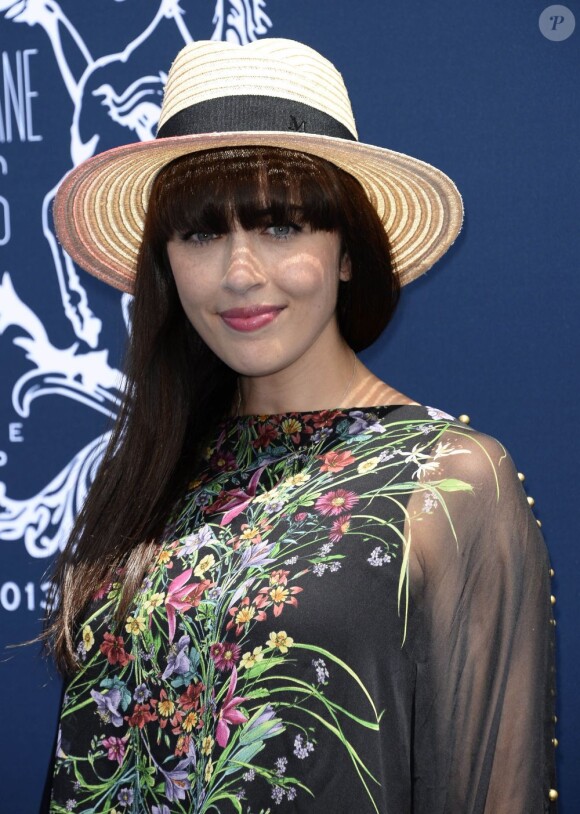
[47,39,557,812]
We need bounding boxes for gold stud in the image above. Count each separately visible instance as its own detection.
[550,618,557,626]
[552,738,558,747]
[527,495,535,507]
[550,595,556,605]
[549,789,558,801]
[553,715,558,723]
[549,568,555,577]
[537,519,542,528]
[458,414,470,424]
[517,471,525,482]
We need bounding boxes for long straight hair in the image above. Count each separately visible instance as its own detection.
[46,146,400,673]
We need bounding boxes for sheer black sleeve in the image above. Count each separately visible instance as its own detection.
[406,429,557,813]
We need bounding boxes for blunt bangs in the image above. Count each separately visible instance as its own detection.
[150,146,350,241]
[142,144,399,352]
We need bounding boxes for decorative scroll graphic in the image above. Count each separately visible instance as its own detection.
[0,1,272,559]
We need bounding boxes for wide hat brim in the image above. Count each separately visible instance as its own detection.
[54,128,463,293]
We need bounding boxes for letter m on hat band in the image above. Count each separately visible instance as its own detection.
[156,95,357,141]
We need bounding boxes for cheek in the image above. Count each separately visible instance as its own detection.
[280,251,341,303]
[168,250,210,317]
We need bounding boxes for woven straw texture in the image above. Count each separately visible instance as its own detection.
[53,39,463,292]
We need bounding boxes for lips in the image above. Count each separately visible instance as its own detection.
[219,305,284,332]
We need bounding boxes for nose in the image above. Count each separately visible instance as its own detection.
[221,229,266,294]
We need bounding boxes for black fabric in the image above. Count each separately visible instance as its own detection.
[156,94,357,141]
[49,406,557,813]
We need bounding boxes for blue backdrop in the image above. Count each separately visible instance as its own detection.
[1,1,577,810]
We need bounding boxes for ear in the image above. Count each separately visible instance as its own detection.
[339,253,352,282]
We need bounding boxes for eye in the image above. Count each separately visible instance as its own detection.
[265,223,302,239]
[189,231,219,245]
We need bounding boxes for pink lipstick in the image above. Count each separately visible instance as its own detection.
[219,305,284,332]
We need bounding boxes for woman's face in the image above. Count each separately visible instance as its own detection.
[167,222,351,379]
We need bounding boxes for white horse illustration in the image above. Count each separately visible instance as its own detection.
[0,0,272,558]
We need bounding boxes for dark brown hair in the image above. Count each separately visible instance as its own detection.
[46,146,400,673]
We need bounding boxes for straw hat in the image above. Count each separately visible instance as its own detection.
[53,38,463,292]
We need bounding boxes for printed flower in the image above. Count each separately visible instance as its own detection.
[240,524,262,543]
[315,488,359,517]
[252,422,279,449]
[215,667,247,747]
[82,625,94,652]
[426,406,454,420]
[253,485,283,505]
[150,690,179,729]
[156,549,173,568]
[133,683,151,703]
[181,710,202,732]
[294,511,308,522]
[227,596,267,635]
[281,417,303,442]
[400,443,441,479]
[101,734,129,764]
[238,541,276,570]
[243,704,285,742]
[303,409,340,429]
[174,734,191,757]
[269,569,289,586]
[294,733,315,759]
[179,525,217,557]
[348,410,386,435]
[201,735,214,755]
[91,689,124,727]
[259,582,303,617]
[241,646,264,670]
[125,615,146,635]
[267,631,294,654]
[92,581,112,601]
[318,450,355,473]
[286,472,311,487]
[117,787,133,807]
[152,806,171,814]
[422,493,439,514]
[209,448,237,472]
[162,768,191,802]
[125,702,157,729]
[329,514,351,542]
[205,757,214,782]
[368,547,391,567]
[210,640,241,671]
[165,569,214,641]
[178,681,204,711]
[357,456,380,475]
[194,553,215,577]
[99,632,134,667]
[272,785,286,803]
[312,657,330,685]
[143,591,165,614]
[207,463,269,525]
[162,634,191,680]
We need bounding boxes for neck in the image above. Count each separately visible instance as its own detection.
[237,340,358,416]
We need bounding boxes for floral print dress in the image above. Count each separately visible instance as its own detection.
[50,406,557,813]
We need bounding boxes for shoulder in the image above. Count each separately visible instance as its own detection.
[409,417,546,573]
[396,405,520,496]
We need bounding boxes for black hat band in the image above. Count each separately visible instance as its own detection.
[156,94,357,141]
